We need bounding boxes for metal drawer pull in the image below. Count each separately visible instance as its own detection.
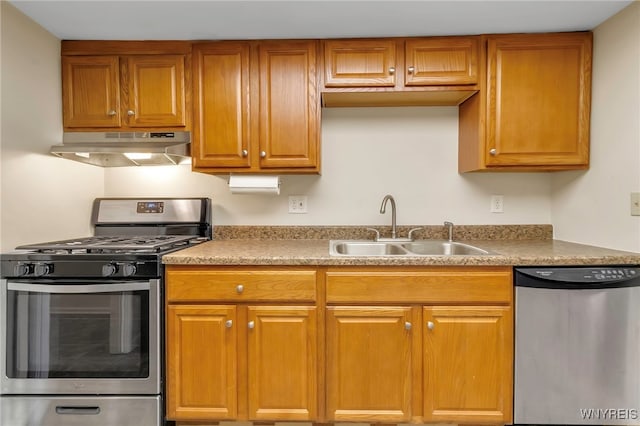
[242,149,248,157]
[489,148,497,156]
[127,110,135,116]
[248,321,255,329]
[389,67,395,74]
[405,321,412,330]
[56,406,101,415]
[408,66,415,74]
[225,319,233,328]
[107,110,117,116]
[427,321,435,330]
[236,284,244,294]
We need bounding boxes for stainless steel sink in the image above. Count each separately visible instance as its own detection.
[400,240,491,256]
[329,240,491,256]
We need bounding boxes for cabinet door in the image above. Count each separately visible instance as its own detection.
[323,39,397,87]
[166,305,237,421]
[192,43,251,168]
[247,306,317,421]
[423,306,512,424]
[486,33,591,167]
[326,306,412,422]
[62,55,120,128]
[126,55,186,127]
[258,41,319,170]
[405,37,479,86]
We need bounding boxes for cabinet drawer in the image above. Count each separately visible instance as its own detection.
[326,267,512,304]
[166,267,317,302]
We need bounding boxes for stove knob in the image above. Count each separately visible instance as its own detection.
[122,263,137,277]
[14,263,33,276]
[102,263,118,277]
[34,263,52,277]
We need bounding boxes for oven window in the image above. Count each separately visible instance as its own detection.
[5,288,149,379]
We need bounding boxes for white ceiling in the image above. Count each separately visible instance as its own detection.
[8,0,634,41]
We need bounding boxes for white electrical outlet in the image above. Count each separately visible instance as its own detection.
[632,192,640,216]
[288,196,308,214]
[490,195,504,213]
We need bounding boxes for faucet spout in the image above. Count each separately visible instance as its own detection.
[379,195,397,239]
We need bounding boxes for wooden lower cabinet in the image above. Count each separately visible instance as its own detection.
[166,305,237,420]
[166,304,317,422]
[166,265,513,424]
[423,306,513,423]
[326,306,413,422]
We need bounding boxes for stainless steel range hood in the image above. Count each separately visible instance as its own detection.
[51,131,191,167]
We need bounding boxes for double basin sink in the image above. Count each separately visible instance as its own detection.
[330,239,492,257]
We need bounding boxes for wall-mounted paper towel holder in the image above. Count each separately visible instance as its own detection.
[228,175,281,195]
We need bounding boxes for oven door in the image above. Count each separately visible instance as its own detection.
[0,279,160,395]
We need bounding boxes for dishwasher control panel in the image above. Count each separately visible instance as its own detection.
[515,266,640,288]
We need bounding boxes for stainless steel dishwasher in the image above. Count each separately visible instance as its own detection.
[514,266,640,425]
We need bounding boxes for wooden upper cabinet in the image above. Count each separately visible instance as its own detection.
[459,32,592,172]
[258,40,319,170]
[405,37,478,86]
[486,33,591,168]
[192,42,251,169]
[62,56,121,128]
[126,55,186,127]
[321,36,480,107]
[192,40,320,174]
[323,39,397,87]
[61,41,190,131]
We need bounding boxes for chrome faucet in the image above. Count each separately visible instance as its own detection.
[444,221,454,241]
[380,195,397,239]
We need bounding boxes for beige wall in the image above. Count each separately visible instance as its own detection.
[105,107,553,227]
[0,2,103,251]
[551,2,640,252]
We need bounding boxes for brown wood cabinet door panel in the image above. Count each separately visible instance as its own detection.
[126,55,186,127]
[247,306,317,421]
[258,41,319,169]
[166,305,237,421]
[486,33,591,167]
[405,37,479,86]
[326,306,412,422]
[423,306,512,424]
[323,39,397,87]
[193,43,251,168]
[62,55,121,128]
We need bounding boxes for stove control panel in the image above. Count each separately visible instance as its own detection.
[1,259,160,279]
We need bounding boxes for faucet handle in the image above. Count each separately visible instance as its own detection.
[407,227,423,241]
[365,228,381,241]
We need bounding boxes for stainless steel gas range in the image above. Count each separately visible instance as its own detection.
[0,198,211,426]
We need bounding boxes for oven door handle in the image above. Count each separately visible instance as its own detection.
[6,281,150,293]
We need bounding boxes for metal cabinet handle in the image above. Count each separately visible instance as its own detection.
[405,322,412,331]
[260,151,266,158]
[408,66,415,74]
[248,321,255,329]
[389,67,396,75]
[427,321,435,330]
[107,110,117,116]
[236,284,244,294]
[225,319,233,328]
[489,148,497,156]
[241,149,248,157]
[127,110,135,116]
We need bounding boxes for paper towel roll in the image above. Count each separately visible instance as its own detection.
[228,175,280,195]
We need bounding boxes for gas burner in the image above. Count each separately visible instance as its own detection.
[16,235,197,254]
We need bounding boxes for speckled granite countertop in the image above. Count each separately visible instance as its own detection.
[163,226,640,266]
